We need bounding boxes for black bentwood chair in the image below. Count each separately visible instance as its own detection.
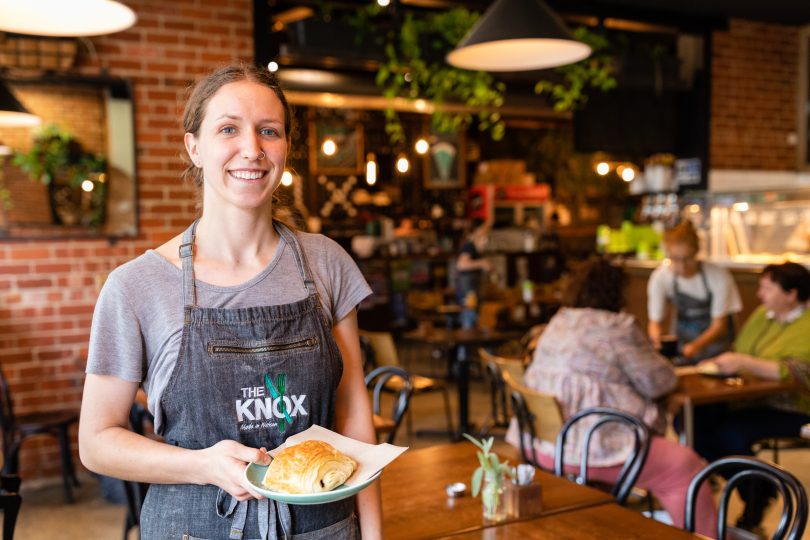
[554,407,651,506]
[685,456,808,540]
[365,366,413,444]
[0,368,79,503]
[0,474,21,540]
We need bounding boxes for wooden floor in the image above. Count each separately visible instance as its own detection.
[11,355,810,539]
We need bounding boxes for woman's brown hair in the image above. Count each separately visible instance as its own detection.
[180,62,293,188]
[562,257,625,312]
[663,220,699,255]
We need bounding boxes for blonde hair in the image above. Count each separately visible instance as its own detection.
[663,220,699,254]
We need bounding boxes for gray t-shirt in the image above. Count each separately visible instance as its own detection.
[86,230,371,432]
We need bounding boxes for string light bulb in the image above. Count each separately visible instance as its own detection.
[595,162,610,176]
[281,170,293,186]
[396,155,410,174]
[621,167,635,182]
[365,153,377,186]
[414,138,429,155]
[322,138,337,156]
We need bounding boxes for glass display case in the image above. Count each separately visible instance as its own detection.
[682,189,810,265]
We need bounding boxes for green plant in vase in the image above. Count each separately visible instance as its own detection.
[463,433,514,522]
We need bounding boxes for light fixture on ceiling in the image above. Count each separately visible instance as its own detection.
[446,0,591,72]
[0,80,40,127]
[0,0,137,37]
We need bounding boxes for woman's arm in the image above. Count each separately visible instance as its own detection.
[79,374,270,500]
[619,326,678,399]
[332,310,382,540]
[456,252,491,272]
[682,315,729,359]
[707,352,782,380]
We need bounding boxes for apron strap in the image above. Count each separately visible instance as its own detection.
[275,221,318,297]
[215,489,293,540]
[179,219,200,308]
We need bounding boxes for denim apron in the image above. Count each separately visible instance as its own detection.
[140,220,358,539]
[673,266,734,363]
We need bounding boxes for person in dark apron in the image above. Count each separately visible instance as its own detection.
[79,63,380,539]
[672,267,735,364]
[647,220,740,364]
[138,220,360,539]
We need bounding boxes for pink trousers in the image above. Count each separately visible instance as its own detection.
[536,436,718,538]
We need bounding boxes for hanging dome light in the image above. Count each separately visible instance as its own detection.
[0,0,137,37]
[447,0,591,72]
[0,80,40,127]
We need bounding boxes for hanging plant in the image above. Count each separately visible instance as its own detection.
[534,27,618,112]
[344,5,617,144]
[374,8,506,144]
[12,123,107,226]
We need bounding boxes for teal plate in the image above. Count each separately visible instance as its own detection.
[244,463,381,505]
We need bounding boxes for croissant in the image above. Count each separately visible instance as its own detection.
[262,440,358,494]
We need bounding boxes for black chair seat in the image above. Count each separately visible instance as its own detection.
[16,411,79,434]
[1,369,80,503]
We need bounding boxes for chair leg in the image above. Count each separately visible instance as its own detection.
[442,388,454,440]
[1,493,22,540]
[57,426,75,503]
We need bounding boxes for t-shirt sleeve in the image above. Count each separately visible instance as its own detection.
[318,235,372,324]
[647,266,670,322]
[709,265,743,318]
[86,266,145,383]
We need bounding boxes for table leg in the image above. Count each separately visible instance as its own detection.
[453,345,471,439]
[681,400,695,448]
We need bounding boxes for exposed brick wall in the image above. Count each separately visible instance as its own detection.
[0,0,252,481]
[710,19,800,170]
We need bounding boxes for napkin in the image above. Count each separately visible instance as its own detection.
[271,425,408,487]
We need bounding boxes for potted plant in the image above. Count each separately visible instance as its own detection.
[463,433,514,522]
[12,123,107,227]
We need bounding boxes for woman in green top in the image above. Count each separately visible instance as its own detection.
[694,262,810,533]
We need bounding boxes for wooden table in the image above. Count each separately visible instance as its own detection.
[670,372,799,447]
[402,327,523,438]
[436,503,705,539]
[381,443,613,540]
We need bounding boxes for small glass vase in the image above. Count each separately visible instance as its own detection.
[481,471,508,522]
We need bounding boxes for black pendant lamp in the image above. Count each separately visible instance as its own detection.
[0,80,40,127]
[446,0,591,72]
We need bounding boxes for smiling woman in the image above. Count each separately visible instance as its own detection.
[79,62,379,540]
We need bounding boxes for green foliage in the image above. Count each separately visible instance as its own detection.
[534,27,617,112]
[374,8,506,145]
[12,123,106,187]
[462,433,513,497]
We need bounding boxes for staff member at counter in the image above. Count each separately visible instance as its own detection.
[647,220,742,363]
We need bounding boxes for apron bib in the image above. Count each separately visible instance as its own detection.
[673,267,734,364]
[140,220,358,540]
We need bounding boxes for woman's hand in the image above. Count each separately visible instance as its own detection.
[702,352,741,374]
[198,440,272,501]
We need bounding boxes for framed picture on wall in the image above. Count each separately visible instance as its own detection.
[423,131,465,189]
[308,119,364,175]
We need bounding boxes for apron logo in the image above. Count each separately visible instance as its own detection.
[234,374,308,433]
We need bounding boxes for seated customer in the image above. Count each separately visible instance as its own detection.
[695,261,810,533]
[506,258,717,536]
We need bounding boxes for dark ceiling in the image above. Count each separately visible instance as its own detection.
[547,0,810,27]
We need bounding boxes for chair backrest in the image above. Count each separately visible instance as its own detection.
[554,407,651,506]
[685,456,808,540]
[502,371,564,465]
[364,366,413,444]
[478,348,525,385]
[358,330,399,368]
